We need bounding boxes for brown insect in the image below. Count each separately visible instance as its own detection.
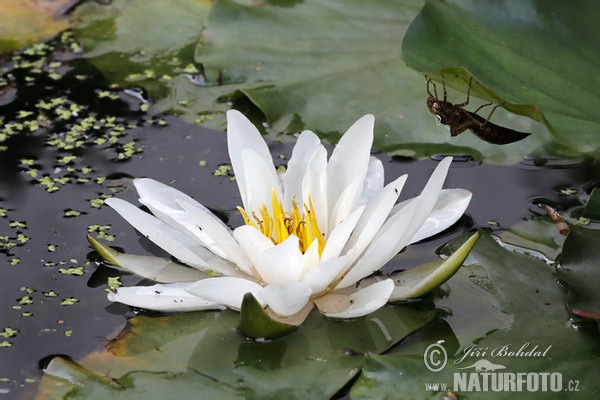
[426,72,530,145]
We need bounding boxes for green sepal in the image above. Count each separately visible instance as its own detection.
[87,234,207,283]
[390,231,480,300]
[237,293,297,340]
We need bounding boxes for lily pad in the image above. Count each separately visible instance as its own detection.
[70,0,553,164]
[0,0,70,52]
[557,188,600,319]
[196,0,550,163]
[351,232,600,398]
[402,0,600,154]
[38,304,435,398]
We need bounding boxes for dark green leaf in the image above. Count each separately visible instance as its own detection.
[37,305,435,398]
[352,232,600,398]
[402,0,600,153]
[558,188,600,318]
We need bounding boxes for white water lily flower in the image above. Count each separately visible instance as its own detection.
[103,110,472,320]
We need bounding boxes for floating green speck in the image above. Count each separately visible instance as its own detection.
[90,198,105,208]
[9,221,26,229]
[0,327,18,338]
[17,110,34,119]
[0,341,12,348]
[60,297,79,306]
[64,209,82,218]
[64,330,73,337]
[199,160,207,167]
[107,276,122,291]
[575,217,590,226]
[560,188,577,196]
[59,267,84,276]
[213,164,232,176]
[10,258,20,265]
[57,155,77,164]
[16,233,29,243]
[182,63,198,74]
[43,291,59,298]
[18,296,33,305]
[1,327,17,338]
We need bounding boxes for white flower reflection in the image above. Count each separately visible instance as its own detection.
[103,111,472,320]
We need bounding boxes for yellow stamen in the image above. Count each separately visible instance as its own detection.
[238,188,325,256]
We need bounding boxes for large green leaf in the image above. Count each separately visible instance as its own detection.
[402,0,600,153]
[351,232,600,398]
[70,0,555,164]
[69,0,219,117]
[37,305,435,398]
[0,0,70,52]
[196,0,551,163]
[558,188,600,319]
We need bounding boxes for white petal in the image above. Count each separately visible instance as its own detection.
[242,149,282,214]
[324,279,394,319]
[302,239,321,273]
[408,189,472,244]
[108,282,220,312]
[302,253,353,294]
[358,156,384,206]
[227,110,276,210]
[186,277,264,310]
[328,177,363,233]
[327,115,374,222]
[233,225,274,281]
[176,197,253,274]
[335,197,420,288]
[134,178,219,238]
[105,198,236,275]
[302,146,328,237]
[343,175,407,259]
[257,282,312,317]
[336,157,453,288]
[282,130,323,209]
[133,178,245,271]
[320,205,364,262]
[261,236,305,285]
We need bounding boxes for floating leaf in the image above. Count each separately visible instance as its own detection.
[0,0,70,52]
[37,305,435,398]
[70,0,554,164]
[402,0,600,154]
[557,188,600,319]
[351,232,600,398]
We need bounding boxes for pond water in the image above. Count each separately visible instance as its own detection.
[1,17,600,400]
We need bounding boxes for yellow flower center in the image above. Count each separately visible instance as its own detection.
[238,188,325,256]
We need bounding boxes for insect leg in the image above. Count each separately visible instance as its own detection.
[455,77,473,108]
[481,104,500,126]
[473,102,493,114]
[440,70,448,102]
[426,77,437,99]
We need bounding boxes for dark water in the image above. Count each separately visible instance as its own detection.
[2,32,600,400]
